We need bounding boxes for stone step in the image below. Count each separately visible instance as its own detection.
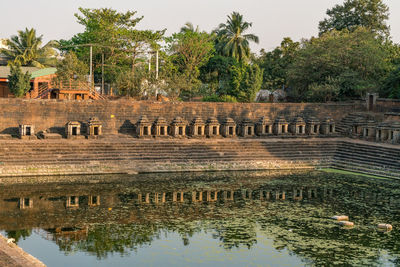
[334,150,400,164]
[2,155,332,165]
[0,153,335,164]
[331,162,400,179]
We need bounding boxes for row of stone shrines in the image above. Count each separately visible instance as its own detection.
[18,116,336,139]
[132,115,336,138]
[351,118,400,144]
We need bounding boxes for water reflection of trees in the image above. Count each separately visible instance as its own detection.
[2,171,400,265]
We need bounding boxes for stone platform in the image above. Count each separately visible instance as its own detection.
[0,234,45,267]
[0,136,398,179]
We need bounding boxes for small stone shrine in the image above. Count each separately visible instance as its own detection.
[320,117,335,135]
[306,117,320,135]
[221,117,236,137]
[362,120,377,140]
[273,116,289,135]
[190,117,205,137]
[153,117,169,137]
[65,121,81,139]
[239,118,255,137]
[170,116,187,137]
[256,117,273,136]
[376,122,391,142]
[19,124,36,139]
[390,122,400,144]
[87,117,102,138]
[290,117,306,135]
[136,115,152,137]
[352,117,366,137]
[205,117,220,137]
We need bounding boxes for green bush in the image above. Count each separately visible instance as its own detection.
[202,94,237,102]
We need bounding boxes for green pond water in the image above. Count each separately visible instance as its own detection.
[1,171,400,266]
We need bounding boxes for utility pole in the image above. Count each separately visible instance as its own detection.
[89,45,93,88]
[101,53,104,95]
[155,50,159,80]
[148,53,152,72]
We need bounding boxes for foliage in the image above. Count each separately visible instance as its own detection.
[115,69,145,97]
[55,52,88,82]
[287,28,391,102]
[202,94,237,102]
[256,37,300,90]
[1,28,57,67]
[319,0,390,38]
[180,22,200,34]
[166,30,214,99]
[199,55,239,94]
[215,12,259,63]
[7,64,31,97]
[6,230,32,244]
[218,63,263,102]
[59,8,164,85]
[380,66,400,99]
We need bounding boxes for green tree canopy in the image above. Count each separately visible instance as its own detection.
[1,28,57,67]
[166,30,214,99]
[256,37,300,90]
[55,52,88,82]
[287,28,391,102]
[180,22,200,34]
[319,0,390,38]
[59,8,164,84]
[380,66,400,99]
[7,64,31,97]
[215,12,259,62]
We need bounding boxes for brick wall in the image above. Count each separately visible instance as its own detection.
[375,98,400,112]
[0,98,365,135]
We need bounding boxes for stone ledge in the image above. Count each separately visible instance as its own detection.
[0,234,46,267]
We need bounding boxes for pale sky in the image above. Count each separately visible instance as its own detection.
[2,0,400,53]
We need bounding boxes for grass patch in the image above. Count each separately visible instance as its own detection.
[320,168,390,180]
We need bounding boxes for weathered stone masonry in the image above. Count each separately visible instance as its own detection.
[0,98,364,136]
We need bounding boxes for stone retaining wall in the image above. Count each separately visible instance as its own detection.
[0,98,364,135]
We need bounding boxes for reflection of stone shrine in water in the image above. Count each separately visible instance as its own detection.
[2,171,400,266]
[0,172,398,232]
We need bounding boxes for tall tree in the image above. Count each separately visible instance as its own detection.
[180,22,200,34]
[319,0,390,38]
[7,64,31,97]
[381,66,400,99]
[166,30,214,99]
[1,28,56,67]
[54,52,88,82]
[256,37,300,90]
[219,63,263,102]
[287,28,391,102]
[215,12,259,62]
[59,8,164,85]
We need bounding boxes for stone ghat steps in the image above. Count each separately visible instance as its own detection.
[332,142,400,178]
[333,152,400,170]
[0,141,336,167]
[336,113,368,134]
[336,142,400,158]
[0,156,334,166]
[0,141,338,152]
[334,148,400,165]
[0,143,337,160]
[0,148,336,158]
[0,150,335,164]
[332,162,400,179]
[0,144,338,156]
[0,141,338,150]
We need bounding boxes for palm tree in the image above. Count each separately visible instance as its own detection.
[0,28,57,68]
[180,22,200,34]
[215,12,259,62]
